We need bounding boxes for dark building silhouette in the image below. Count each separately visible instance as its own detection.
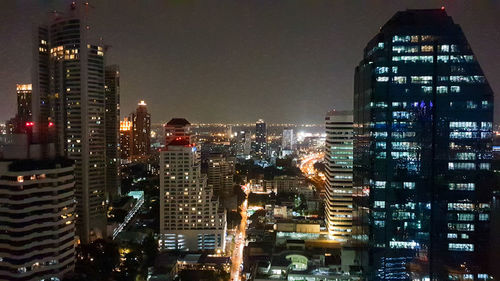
[255,119,267,158]
[354,9,495,280]
[105,65,120,198]
[16,83,32,124]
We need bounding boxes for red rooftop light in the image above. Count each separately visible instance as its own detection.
[48,122,54,127]
[25,122,34,127]
[441,6,445,10]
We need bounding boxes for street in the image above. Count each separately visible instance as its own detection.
[229,196,248,281]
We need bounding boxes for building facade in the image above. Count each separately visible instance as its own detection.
[16,83,32,124]
[164,118,191,145]
[119,118,133,160]
[159,119,226,251]
[31,3,108,243]
[234,130,251,158]
[131,101,151,159]
[207,154,235,196]
[105,65,120,198]
[324,111,354,242]
[354,9,495,280]
[255,119,267,158]
[281,128,295,156]
[0,135,76,281]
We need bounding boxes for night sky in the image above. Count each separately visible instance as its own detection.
[1,0,499,123]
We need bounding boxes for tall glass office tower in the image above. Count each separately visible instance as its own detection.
[354,9,494,281]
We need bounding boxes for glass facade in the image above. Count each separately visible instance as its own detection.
[354,9,494,281]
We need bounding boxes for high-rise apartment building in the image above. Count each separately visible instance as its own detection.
[159,119,226,251]
[207,153,235,195]
[16,83,32,124]
[255,119,267,158]
[324,110,353,241]
[119,117,133,160]
[0,134,76,281]
[131,101,151,159]
[354,9,495,280]
[32,3,107,243]
[105,65,120,198]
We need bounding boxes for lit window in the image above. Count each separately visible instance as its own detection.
[437,86,448,94]
[421,45,433,52]
[375,67,389,74]
[392,35,411,43]
[450,86,460,93]
[374,201,385,208]
[439,45,450,52]
[448,243,474,252]
[411,76,433,84]
[376,76,389,82]
[392,76,407,84]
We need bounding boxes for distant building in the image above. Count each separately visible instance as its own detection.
[234,130,251,158]
[159,118,226,251]
[16,83,32,124]
[207,154,235,195]
[119,117,133,160]
[131,101,151,158]
[255,119,267,158]
[324,110,353,242]
[281,128,295,157]
[354,9,495,280]
[105,65,120,198]
[266,175,314,200]
[0,134,76,281]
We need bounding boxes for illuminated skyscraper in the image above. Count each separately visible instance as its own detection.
[16,84,32,124]
[119,117,133,160]
[354,9,495,280]
[105,65,120,198]
[32,3,107,243]
[324,110,353,241]
[131,101,151,158]
[159,118,226,251]
[255,119,267,158]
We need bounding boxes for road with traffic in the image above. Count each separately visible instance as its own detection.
[230,196,248,281]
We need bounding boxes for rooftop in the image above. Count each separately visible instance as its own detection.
[166,118,190,127]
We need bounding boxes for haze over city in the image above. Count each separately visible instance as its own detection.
[1,0,499,123]
[1,1,500,281]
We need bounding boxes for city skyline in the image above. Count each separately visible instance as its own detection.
[1,0,499,124]
[0,3,498,281]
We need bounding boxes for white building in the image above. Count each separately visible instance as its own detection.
[32,3,107,243]
[324,110,354,241]
[0,134,76,281]
[159,120,226,251]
